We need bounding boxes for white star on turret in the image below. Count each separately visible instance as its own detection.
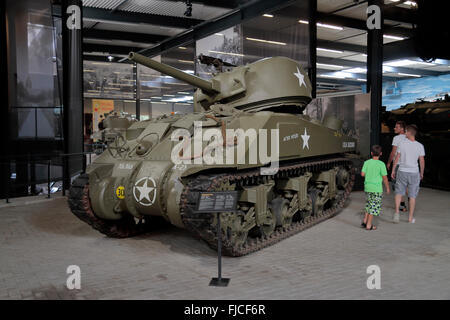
[294,67,306,88]
[301,127,310,149]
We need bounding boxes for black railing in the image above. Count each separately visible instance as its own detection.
[1,144,102,203]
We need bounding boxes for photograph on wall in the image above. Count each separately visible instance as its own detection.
[305,93,370,157]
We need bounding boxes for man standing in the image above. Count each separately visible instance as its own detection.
[387,121,407,211]
[391,125,425,223]
[387,121,407,171]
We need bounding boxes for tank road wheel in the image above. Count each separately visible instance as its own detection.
[255,207,276,238]
[336,167,350,190]
[309,188,325,216]
[219,212,249,248]
[215,180,253,248]
[68,174,146,238]
[296,194,313,221]
[271,198,292,228]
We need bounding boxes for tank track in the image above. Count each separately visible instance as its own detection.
[180,157,355,257]
[68,173,147,238]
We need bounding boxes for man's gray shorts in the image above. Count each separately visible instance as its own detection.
[395,170,421,198]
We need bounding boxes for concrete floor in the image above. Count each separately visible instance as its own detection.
[0,188,449,300]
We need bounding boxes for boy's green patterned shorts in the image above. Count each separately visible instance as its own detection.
[365,192,383,216]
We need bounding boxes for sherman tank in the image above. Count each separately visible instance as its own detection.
[68,52,356,256]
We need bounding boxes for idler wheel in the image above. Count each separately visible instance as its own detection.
[252,207,276,238]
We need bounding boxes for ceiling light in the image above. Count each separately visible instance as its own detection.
[317,63,344,69]
[319,72,352,79]
[398,73,421,77]
[178,46,187,50]
[384,59,417,67]
[215,33,224,36]
[317,23,343,30]
[208,50,244,57]
[246,37,286,45]
[410,60,436,66]
[383,35,405,41]
[404,1,417,6]
[345,67,367,73]
[263,14,273,18]
[319,74,346,79]
[317,47,343,54]
[298,20,343,30]
[178,59,194,64]
[107,55,114,61]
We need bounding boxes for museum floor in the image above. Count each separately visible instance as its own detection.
[0,188,449,300]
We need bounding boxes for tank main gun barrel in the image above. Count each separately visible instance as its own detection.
[128,52,219,94]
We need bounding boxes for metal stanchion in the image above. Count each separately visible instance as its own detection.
[47,160,51,199]
[209,211,230,287]
[6,161,10,204]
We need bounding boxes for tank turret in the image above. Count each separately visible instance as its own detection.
[128,52,312,113]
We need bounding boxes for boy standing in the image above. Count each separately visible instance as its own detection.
[391,124,425,223]
[361,145,391,230]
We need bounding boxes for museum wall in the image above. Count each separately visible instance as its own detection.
[306,93,371,157]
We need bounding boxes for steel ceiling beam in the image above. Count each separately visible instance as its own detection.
[83,7,202,29]
[382,5,418,24]
[83,43,143,55]
[83,29,168,44]
[383,38,416,61]
[163,0,240,9]
[316,11,412,37]
[316,77,363,86]
[317,39,366,54]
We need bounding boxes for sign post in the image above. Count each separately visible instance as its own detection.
[196,191,239,287]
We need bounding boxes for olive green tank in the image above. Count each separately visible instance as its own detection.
[68,52,356,256]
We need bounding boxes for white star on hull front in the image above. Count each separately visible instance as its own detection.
[133,177,157,206]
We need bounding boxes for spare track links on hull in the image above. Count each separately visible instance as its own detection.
[180,157,355,257]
